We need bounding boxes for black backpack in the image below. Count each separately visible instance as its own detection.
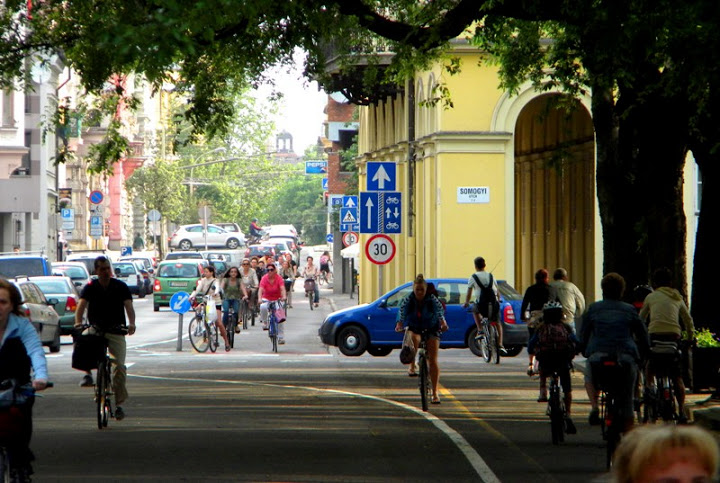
[473,273,500,321]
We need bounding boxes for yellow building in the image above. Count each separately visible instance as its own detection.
[354,45,697,304]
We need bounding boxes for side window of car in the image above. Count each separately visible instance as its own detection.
[22,283,42,304]
[188,226,202,233]
[386,286,413,308]
[435,283,452,305]
[208,226,222,234]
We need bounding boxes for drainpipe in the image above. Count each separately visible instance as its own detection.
[407,77,416,238]
[55,68,72,261]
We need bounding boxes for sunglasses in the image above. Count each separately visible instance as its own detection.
[267,267,275,271]
[242,262,249,265]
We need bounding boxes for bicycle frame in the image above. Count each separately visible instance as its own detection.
[267,300,281,352]
[417,334,431,412]
[595,359,622,469]
[479,317,500,364]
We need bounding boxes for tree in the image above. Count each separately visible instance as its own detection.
[264,172,327,245]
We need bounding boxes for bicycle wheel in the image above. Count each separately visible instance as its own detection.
[419,352,430,412]
[96,360,109,429]
[188,316,210,352]
[549,382,564,444]
[659,377,677,422]
[308,290,314,310]
[490,324,500,364]
[227,315,235,349]
[241,302,250,330]
[268,311,278,352]
[480,325,491,363]
[1,449,8,483]
[208,322,219,353]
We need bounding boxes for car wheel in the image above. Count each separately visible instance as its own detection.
[501,345,523,357]
[138,285,146,298]
[337,326,368,356]
[179,239,193,250]
[367,346,392,357]
[468,327,483,357]
[226,238,240,249]
[49,327,61,353]
[154,304,160,312]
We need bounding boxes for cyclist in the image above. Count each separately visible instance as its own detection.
[0,278,49,479]
[220,266,245,334]
[300,255,320,307]
[258,262,287,343]
[74,256,136,420]
[528,301,579,433]
[463,256,507,354]
[319,250,332,282]
[248,218,263,244]
[639,267,694,423]
[190,265,231,352]
[279,259,296,308]
[521,268,552,377]
[239,258,259,313]
[394,274,448,404]
[580,272,649,432]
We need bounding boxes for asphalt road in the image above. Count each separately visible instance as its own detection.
[29,277,622,482]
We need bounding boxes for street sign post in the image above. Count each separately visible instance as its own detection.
[339,196,360,232]
[61,208,74,230]
[89,190,104,205]
[326,233,334,244]
[322,178,328,190]
[90,215,103,238]
[120,246,132,257]
[366,162,397,191]
[365,234,396,265]
[170,291,191,351]
[342,231,359,247]
[147,209,161,222]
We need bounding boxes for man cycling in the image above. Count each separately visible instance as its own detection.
[639,267,694,422]
[74,256,136,421]
[258,262,287,343]
[248,218,263,244]
[580,272,649,433]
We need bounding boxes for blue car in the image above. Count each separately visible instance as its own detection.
[318,278,527,357]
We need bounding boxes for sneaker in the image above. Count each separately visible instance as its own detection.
[278,339,285,345]
[565,417,577,434]
[588,408,601,426]
[79,374,94,387]
[537,392,548,403]
[115,406,125,421]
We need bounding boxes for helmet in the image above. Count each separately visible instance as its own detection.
[252,218,258,222]
[542,301,564,318]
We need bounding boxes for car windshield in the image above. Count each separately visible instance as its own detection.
[497,281,522,301]
[113,264,135,276]
[54,266,87,280]
[33,279,73,293]
[0,258,46,278]
[158,264,199,278]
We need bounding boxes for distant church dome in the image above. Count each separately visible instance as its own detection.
[276,131,293,153]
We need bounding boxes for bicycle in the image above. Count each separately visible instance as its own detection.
[643,341,682,423]
[224,303,238,349]
[593,358,624,469]
[304,278,316,311]
[546,368,567,445]
[188,296,219,353]
[318,268,331,286]
[266,300,284,353]
[0,379,53,481]
[478,316,500,364]
[416,331,432,412]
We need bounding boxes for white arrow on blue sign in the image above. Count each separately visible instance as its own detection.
[359,191,402,234]
[170,292,191,314]
[343,195,358,208]
[322,178,328,190]
[366,162,397,192]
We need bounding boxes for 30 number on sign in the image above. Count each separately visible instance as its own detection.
[365,234,396,265]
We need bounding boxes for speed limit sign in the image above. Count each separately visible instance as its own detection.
[342,231,359,247]
[365,234,396,265]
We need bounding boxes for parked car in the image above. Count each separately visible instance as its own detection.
[265,224,298,238]
[29,275,80,335]
[318,278,526,357]
[112,261,146,298]
[51,261,92,291]
[0,253,52,278]
[199,250,244,268]
[214,223,246,245]
[266,236,300,262]
[168,224,243,250]
[152,260,204,311]
[9,278,61,353]
[118,256,155,294]
[243,243,277,261]
[165,251,204,261]
[66,251,109,275]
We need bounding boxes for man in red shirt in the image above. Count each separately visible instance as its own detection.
[258,262,287,343]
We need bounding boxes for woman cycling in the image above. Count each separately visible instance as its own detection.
[0,278,49,479]
[301,256,321,307]
[239,258,259,313]
[220,266,246,334]
[190,265,232,352]
[394,274,448,404]
[279,259,296,308]
[319,251,332,283]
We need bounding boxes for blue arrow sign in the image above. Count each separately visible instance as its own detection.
[359,192,402,234]
[343,195,358,208]
[170,291,191,314]
[326,233,334,243]
[322,178,328,190]
[366,162,396,192]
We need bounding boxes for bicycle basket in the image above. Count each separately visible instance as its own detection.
[71,334,107,371]
[304,279,315,292]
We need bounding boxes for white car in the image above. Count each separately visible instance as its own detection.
[169,224,243,250]
[112,261,147,297]
[265,224,298,238]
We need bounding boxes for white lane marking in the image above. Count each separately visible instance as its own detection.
[131,374,500,482]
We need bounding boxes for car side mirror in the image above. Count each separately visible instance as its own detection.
[378,299,387,308]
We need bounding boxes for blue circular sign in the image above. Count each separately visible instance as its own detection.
[170,292,191,314]
[326,233,334,243]
[90,190,104,204]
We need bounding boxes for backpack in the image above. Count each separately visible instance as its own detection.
[473,273,500,321]
[537,322,575,356]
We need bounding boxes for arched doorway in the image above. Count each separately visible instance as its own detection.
[514,94,596,300]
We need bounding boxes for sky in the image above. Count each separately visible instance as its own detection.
[258,50,328,155]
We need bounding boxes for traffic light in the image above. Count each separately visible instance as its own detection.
[322,191,329,206]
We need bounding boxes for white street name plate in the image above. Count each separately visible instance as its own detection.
[457,186,490,204]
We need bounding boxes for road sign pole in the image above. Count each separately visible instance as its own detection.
[177,314,183,351]
[379,265,383,299]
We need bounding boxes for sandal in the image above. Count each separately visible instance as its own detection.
[431,396,441,404]
[225,345,231,352]
[408,371,418,377]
